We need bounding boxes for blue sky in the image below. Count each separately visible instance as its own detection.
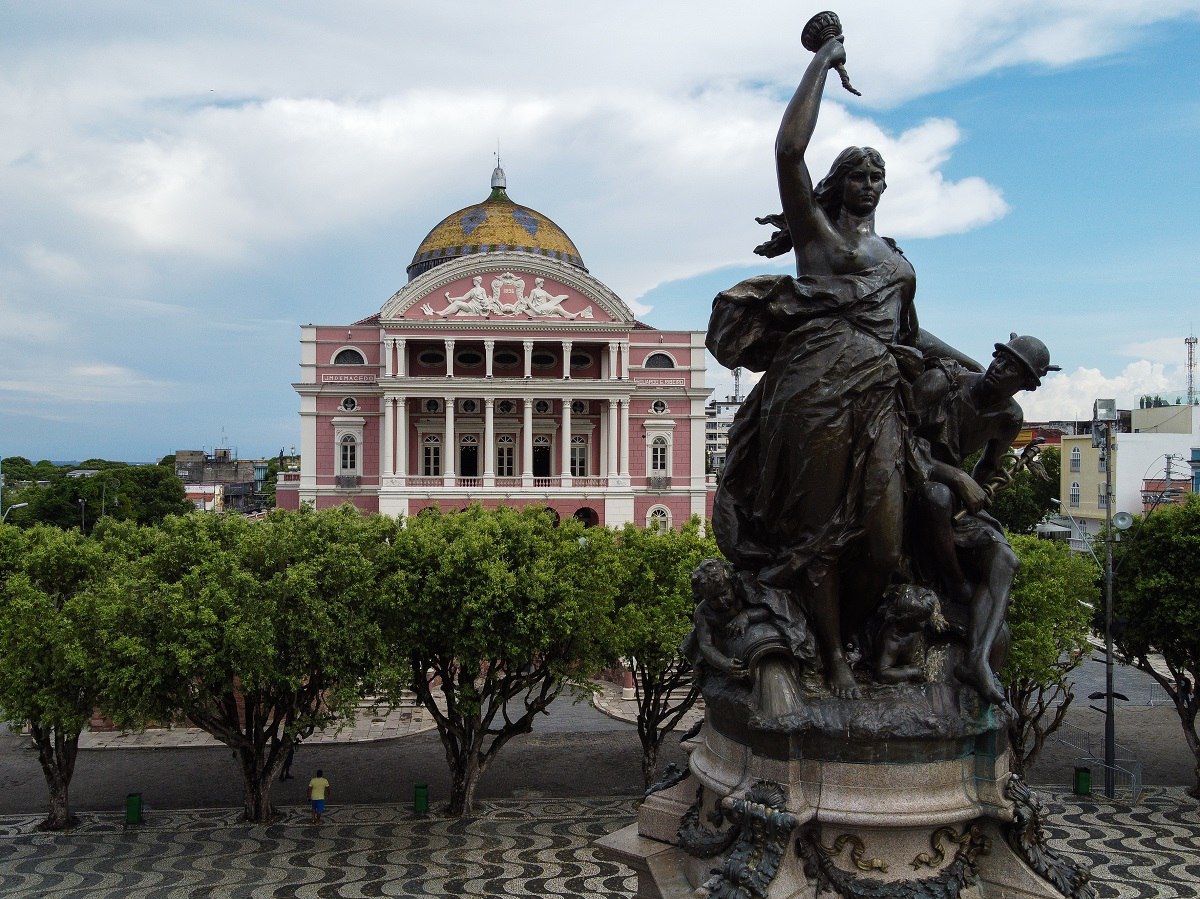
[2,2,1199,462]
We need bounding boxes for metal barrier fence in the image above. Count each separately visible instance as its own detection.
[1056,721,1144,803]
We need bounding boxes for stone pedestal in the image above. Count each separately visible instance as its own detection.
[599,676,1092,898]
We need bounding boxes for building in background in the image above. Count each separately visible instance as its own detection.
[1058,404,1199,549]
[277,167,715,528]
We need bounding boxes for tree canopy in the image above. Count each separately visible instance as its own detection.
[1110,494,1200,796]
[0,524,117,829]
[1001,533,1097,775]
[96,507,401,821]
[1,458,191,530]
[384,505,621,815]
[612,518,720,787]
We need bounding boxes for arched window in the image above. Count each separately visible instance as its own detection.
[496,434,515,477]
[339,435,357,473]
[644,352,675,369]
[1069,446,1081,472]
[650,436,669,473]
[570,435,588,477]
[1097,484,1108,509]
[423,435,441,477]
[1069,482,1080,507]
[647,506,671,532]
[334,348,366,365]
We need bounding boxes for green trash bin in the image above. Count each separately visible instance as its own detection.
[125,792,143,825]
[1072,766,1091,796]
[413,782,429,814]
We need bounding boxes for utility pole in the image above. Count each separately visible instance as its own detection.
[1186,334,1196,406]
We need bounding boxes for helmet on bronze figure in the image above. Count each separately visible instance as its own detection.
[992,333,1061,389]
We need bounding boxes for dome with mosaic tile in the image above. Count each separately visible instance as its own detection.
[406,166,587,282]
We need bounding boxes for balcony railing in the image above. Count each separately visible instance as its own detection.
[335,475,361,488]
[648,475,672,490]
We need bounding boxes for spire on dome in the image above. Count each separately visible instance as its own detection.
[491,163,506,190]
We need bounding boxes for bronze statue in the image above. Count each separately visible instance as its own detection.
[703,18,1054,710]
[707,19,978,700]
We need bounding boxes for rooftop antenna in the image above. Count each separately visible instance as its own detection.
[1186,332,1197,406]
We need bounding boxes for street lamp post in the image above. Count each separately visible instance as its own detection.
[79,497,87,533]
[1094,399,1117,799]
[2,501,28,522]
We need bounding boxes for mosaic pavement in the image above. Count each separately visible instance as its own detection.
[1,790,1197,898]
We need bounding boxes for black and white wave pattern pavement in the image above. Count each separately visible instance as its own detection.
[0,789,1197,898]
[0,798,637,898]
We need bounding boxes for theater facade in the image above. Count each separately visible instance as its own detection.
[276,167,715,528]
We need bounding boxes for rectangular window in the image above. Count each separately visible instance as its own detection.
[570,444,588,477]
[1070,457,1080,472]
[1098,486,1108,509]
[651,444,668,473]
[423,445,441,477]
[1098,454,1107,473]
[496,445,515,477]
[340,441,356,472]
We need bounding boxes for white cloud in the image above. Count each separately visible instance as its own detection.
[0,363,178,407]
[1017,360,1180,420]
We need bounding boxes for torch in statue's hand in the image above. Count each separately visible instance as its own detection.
[802,10,861,97]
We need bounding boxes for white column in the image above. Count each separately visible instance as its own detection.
[396,397,408,481]
[444,339,455,378]
[444,397,455,483]
[382,397,394,476]
[384,337,394,377]
[522,398,534,485]
[484,340,495,379]
[484,398,495,485]
[523,340,534,379]
[396,339,407,377]
[621,341,631,379]
[608,341,619,380]
[560,398,572,486]
[561,340,573,380]
[619,398,630,478]
[607,399,619,477]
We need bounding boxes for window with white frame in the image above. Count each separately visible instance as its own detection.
[339,435,357,473]
[1070,446,1081,472]
[1098,484,1108,509]
[423,435,442,476]
[647,506,671,531]
[1069,482,1080,507]
[331,416,365,479]
[650,435,669,474]
[496,435,515,477]
[1098,452,1107,473]
[570,435,588,477]
[333,348,365,365]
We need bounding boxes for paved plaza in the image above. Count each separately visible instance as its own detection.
[3,790,1200,898]
[2,661,1199,898]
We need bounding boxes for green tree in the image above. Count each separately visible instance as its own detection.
[385,506,621,816]
[612,518,720,788]
[0,525,114,829]
[1001,533,1097,776]
[14,463,190,531]
[1109,495,1200,797]
[97,507,399,822]
[965,446,1060,535]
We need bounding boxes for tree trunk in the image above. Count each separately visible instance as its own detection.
[238,748,279,823]
[448,752,484,817]
[31,724,79,831]
[641,742,660,790]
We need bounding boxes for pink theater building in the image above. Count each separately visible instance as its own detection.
[277,167,715,528]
